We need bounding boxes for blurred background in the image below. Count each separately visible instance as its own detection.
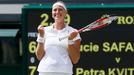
[0,0,134,75]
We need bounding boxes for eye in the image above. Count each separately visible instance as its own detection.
[53,9,57,12]
[59,8,63,11]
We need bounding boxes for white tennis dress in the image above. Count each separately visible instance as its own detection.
[37,25,81,75]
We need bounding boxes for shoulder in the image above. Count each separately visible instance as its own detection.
[66,25,78,31]
[44,25,52,29]
[44,25,52,31]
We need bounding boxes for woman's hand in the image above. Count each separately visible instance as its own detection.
[36,25,45,60]
[37,25,44,37]
[68,30,78,40]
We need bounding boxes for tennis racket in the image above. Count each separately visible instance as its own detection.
[59,15,118,41]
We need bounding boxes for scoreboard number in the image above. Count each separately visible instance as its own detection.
[40,13,49,26]
[29,41,37,54]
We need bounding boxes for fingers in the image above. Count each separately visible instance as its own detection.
[37,25,44,37]
[68,30,78,40]
[38,25,44,30]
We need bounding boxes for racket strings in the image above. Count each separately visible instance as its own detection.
[106,16,118,24]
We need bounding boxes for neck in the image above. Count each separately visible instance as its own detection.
[53,21,65,30]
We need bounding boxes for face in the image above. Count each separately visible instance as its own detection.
[52,5,67,21]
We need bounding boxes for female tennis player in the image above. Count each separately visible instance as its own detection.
[36,1,81,75]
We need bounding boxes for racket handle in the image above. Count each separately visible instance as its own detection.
[78,29,83,33]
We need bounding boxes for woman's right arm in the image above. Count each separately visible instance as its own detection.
[36,42,45,61]
[35,25,45,61]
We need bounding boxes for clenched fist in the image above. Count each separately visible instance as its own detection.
[37,25,45,37]
[68,30,78,40]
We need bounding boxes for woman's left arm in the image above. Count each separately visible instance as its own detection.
[68,39,81,64]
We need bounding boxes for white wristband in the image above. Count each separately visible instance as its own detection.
[36,35,45,43]
[68,40,74,45]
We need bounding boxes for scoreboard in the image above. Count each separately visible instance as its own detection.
[22,4,134,75]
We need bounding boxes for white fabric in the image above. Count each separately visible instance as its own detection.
[36,34,45,43]
[37,25,81,74]
[68,40,74,45]
[52,2,67,11]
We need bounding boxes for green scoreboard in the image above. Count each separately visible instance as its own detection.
[22,4,134,75]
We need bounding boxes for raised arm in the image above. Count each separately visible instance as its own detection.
[35,25,45,61]
[67,31,81,64]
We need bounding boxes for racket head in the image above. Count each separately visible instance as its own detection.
[78,16,118,33]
